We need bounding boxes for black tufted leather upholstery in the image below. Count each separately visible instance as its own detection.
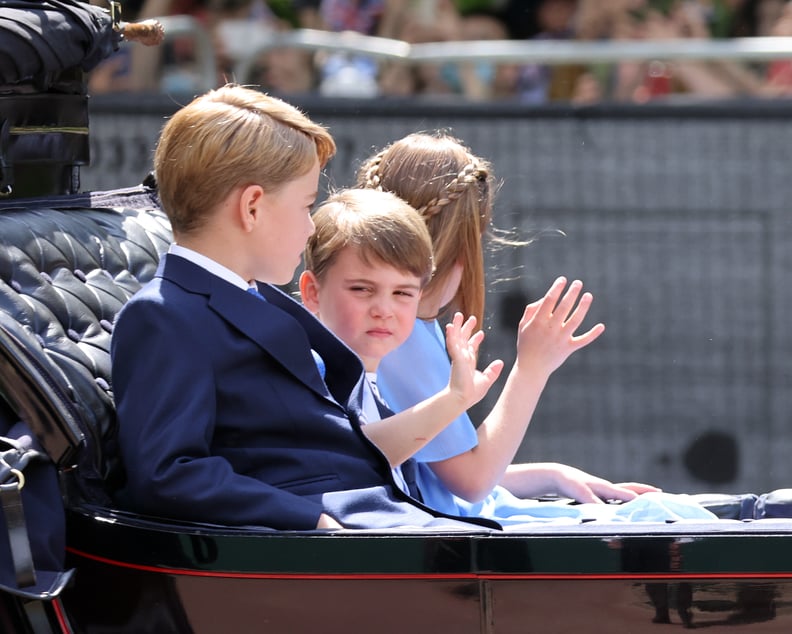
[0,186,172,504]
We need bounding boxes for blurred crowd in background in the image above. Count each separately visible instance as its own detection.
[88,0,792,103]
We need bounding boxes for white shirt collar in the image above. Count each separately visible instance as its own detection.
[169,243,254,291]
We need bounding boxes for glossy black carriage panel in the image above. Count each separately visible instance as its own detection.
[63,560,484,634]
[490,579,787,632]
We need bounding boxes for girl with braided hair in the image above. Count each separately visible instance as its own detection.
[357,132,716,524]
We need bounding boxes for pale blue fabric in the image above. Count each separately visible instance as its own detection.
[488,490,717,527]
[377,317,717,524]
[379,318,535,516]
[378,319,478,463]
[311,349,326,380]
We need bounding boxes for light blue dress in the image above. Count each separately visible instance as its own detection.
[377,318,716,525]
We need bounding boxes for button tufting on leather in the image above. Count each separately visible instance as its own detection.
[0,202,173,497]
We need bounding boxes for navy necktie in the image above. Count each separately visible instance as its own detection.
[400,460,423,503]
[367,375,423,502]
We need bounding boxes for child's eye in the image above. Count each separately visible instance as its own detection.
[350,285,372,294]
[394,290,415,298]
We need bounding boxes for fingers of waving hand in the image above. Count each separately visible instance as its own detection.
[532,276,573,321]
[446,313,503,405]
[563,291,605,351]
[524,277,605,343]
[458,353,504,406]
[541,277,593,329]
[526,277,589,333]
[445,313,481,360]
[518,298,543,329]
[554,285,606,349]
[516,277,605,370]
[572,320,606,350]
[457,312,479,341]
[475,358,504,400]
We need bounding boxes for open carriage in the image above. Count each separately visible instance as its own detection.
[0,179,790,633]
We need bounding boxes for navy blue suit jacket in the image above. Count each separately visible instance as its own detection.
[111,254,498,531]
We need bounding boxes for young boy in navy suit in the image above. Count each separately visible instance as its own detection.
[111,85,501,531]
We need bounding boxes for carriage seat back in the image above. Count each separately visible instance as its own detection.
[0,186,171,505]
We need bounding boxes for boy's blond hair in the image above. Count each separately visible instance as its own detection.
[305,189,434,288]
[154,84,336,236]
[356,132,493,325]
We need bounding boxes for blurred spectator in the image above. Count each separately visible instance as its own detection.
[490,0,543,39]
[512,0,589,103]
[241,47,319,94]
[377,0,500,100]
[292,0,322,29]
[701,0,750,38]
[729,0,787,36]
[573,0,767,102]
[88,0,210,93]
[633,2,765,101]
[86,0,792,102]
[90,0,298,94]
[444,12,515,100]
[760,0,792,95]
[378,59,422,96]
[300,0,416,96]
[87,0,151,93]
[315,0,402,36]
[209,0,285,84]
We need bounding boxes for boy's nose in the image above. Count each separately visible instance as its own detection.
[370,298,392,318]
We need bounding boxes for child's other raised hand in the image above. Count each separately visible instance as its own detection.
[445,312,504,408]
[516,276,605,375]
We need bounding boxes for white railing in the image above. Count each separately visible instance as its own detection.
[153,16,792,94]
[244,29,792,63]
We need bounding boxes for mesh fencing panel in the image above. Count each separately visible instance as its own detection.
[82,98,792,494]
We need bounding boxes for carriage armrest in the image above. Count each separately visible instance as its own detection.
[0,313,83,467]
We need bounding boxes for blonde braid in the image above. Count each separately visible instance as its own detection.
[417,159,484,218]
[362,150,387,190]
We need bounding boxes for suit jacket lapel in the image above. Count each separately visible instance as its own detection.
[210,282,333,398]
[157,255,339,402]
[258,283,365,403]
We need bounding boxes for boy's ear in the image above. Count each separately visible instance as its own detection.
[238,184,266,232]
[299,270,321,315]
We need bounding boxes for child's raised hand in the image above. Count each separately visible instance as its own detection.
[515,277,605,375]
[445,312,504,408]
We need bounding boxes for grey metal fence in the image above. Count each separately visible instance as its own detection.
[83,96,792,495]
